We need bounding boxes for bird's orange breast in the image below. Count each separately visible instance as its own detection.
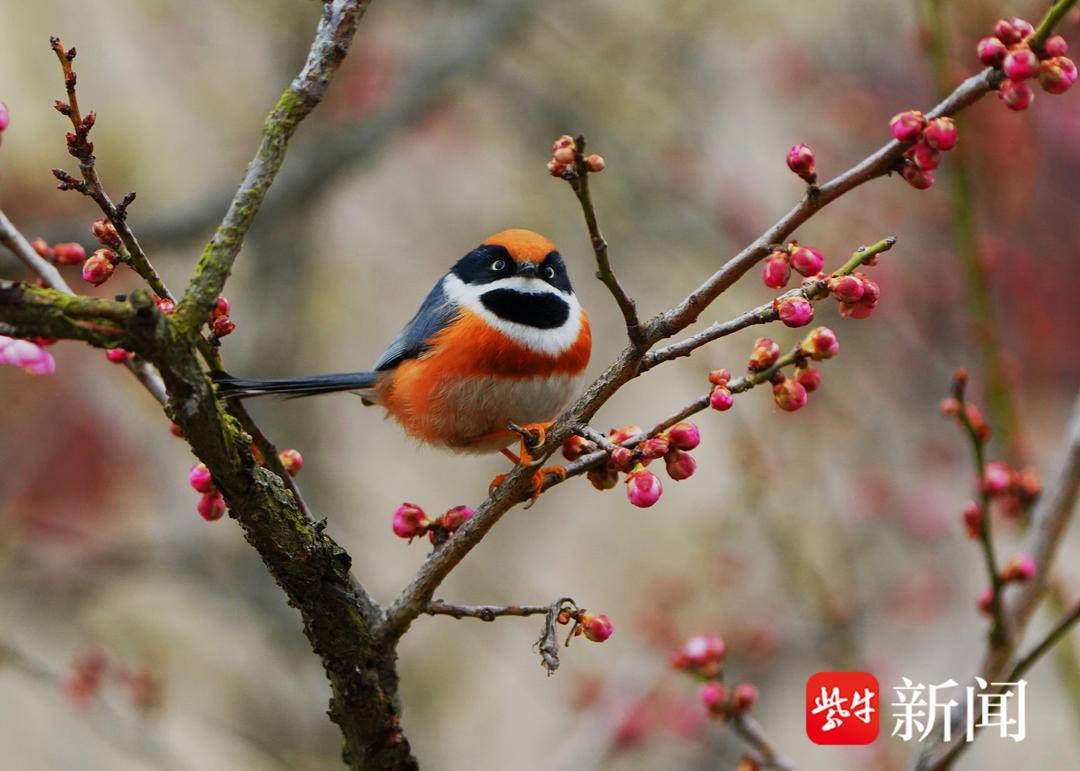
[376,309,590,449]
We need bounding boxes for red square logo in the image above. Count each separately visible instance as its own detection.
[806,672,880,745]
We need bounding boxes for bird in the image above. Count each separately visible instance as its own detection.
[213,229,591,497]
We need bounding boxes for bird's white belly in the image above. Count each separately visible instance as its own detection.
[435,374,579,452]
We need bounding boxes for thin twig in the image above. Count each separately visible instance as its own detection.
[730,714,799,771]
[424,600,554,620]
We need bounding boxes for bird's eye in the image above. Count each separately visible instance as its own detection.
[543,266,556,279]
[491,259,506,271]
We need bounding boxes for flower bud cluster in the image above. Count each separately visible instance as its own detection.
[889,111,959,190]
[392,502,474,544]
[547,135,604,178]
[761,241,824,289]
[560,608,614,643]
[671,634,757,721]
[977,19,1075,110]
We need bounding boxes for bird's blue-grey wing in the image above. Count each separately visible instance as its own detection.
[372,276,459,371]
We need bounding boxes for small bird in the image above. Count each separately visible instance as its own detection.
[214,229,591,495]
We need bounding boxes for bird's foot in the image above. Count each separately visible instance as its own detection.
[509,421,554,466]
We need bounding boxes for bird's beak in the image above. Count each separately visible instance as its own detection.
[516,262,537,277]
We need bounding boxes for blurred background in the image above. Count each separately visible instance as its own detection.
[1,0,1078,768]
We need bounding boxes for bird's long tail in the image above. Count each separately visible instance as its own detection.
[211,371,378,400]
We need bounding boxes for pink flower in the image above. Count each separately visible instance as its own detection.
[708,368,731,386]
[608,425,644,445]
[672,634,726,674]
[977,587,994,616]
[998,79,1034,110]
[579,612,614,642]
[761,251,791,289]
[786,143,816,183]
[0,336,55,375]
[789,245,824,276]
[1008,17,1034,40]
[188,462,214,493]
[777,295,814,328]
[439,505,473,532]
[1044,35,1069,58]
[278,448,303,476]
[52,242,87,265]
[638,436,671,461]
[772,376,808,412]
[626,465,663,508]
[977,37,1008,67]
[105,348,133,364]
[923,117,958,151]
[889,110,926,142]
[992,19,1024,46]
[983,461,1013,495]
[710,386,734,412]
[911,142,941,171]
[828,274,865,303]
[732,683,758,713]
[562,434,594,461]
[962,502,983,539]
[392,502,430,540]
[609,446,635,472]
[1002,553,1036,583]
[748,337,781,371]
[666,421,701,451]
[699,682,728,715]
[212,316,236,337]
[0,101,9,132]
[900,163,934,190]
[664,449,697,481]
[1003,47,1039,81]
[82,249,117,286]
[90,218,120,249]
[197,491,226,521]
[802,326,839,360]
[795,365,821,392]
[1038,56,1077,95]
[212,296,230,319]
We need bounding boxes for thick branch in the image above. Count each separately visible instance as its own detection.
[176,0,373,331]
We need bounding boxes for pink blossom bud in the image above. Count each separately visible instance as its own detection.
[553,146,575,165]
[52,242,87,265]
[1044,35,1068,58]
[31,238,54,260]
[999,78,1034,110]
[587,466,620,491]
[608,425,644,445]
[671,634,726,673]
[546,160,568,177]
[626,465,663,508]
[786,143,816,183]
[585,154,605,173]
[1001,553,1036,582]
[802,326,839,360]
[889,110,926,142]
[992,19,1023,46]
[761,251,791,289]
[610,446,635,472]
[552,134,576,152]
[977,36,1009,67]
[748,337,781,371]
[1003,46,1039,81]
[923,117,958,151]
[962,502,983,539]
[0,102,8,132]
[562,434,594,461]
[392,502,430,540]
[772,376,808,412]
[1015,467,1042,502]
[940,397,961,417]
[154,296,175,314]
[667,421,701,451]
[1038,56,1077,94]
[900,163,934,190]
[278,448,303,476]
[795,365,821,392]
[90,217,121,249]
[708,368,732,386]
[700,682,728,715]
[983,461,1012,495]
[211,296,230,319]
[197,491,226,521]
[789,245,824,276]
[82,249,117,286]
[710,386,734,411]
[828,274,865,303]
[189,462,214,493]
[439,505,473,532]
[776,295,814,328]
[105,348,133,363]
[665,448,697,480]
[977,587,994,616]
[639,436,671,460]
[579,612,614,642]
[911,141,942,171]
[212,316,236,337]
[1008,18,1034,40]
[0,336,56,375]
[732,683,758,714]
